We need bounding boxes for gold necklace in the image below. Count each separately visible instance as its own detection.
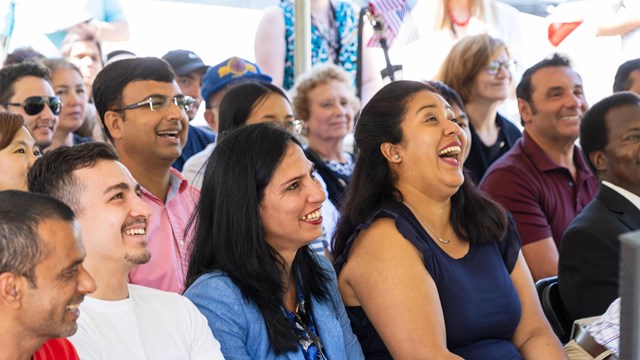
[403,201,451,244]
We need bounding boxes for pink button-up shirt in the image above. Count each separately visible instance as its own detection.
[129,168,199,293]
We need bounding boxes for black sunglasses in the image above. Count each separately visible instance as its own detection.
[1,96,62,116]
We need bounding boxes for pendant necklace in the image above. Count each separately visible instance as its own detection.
[403,201,451,244]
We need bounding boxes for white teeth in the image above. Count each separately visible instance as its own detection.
[157,131,179,137]
[125,228,146,236]
[438,146,461,157]
[66,304,79,311]
[299,210,321,221]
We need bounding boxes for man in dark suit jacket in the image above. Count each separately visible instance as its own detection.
[559,91,640,322]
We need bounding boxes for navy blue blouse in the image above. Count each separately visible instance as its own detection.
[334,201,523,359]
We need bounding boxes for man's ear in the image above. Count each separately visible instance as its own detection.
[104,111,124,140]
[0,273,23,308]
[380,142,401,163]
[590,150,606,173]
[203,110,218,133]
[518,98,533,125]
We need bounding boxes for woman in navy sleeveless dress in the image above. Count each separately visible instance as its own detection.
[332,81,567,359]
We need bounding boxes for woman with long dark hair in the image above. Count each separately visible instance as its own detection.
[332,81,565,359]
[184,123,363,359]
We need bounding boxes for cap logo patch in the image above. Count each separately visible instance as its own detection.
[218,57,258,78]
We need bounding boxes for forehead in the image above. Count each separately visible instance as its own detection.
[121,80,181,101]
[68,41,100,56]
[10,76,55,100]
[11,126,35,143]
[405,90,450,113]
[35,218,83,273]
[311,80,348,95]
[270,143,309,181]
[530,66,582,94]
[73,159,137,197]
[606,103,640,133]
[51,68,83,84]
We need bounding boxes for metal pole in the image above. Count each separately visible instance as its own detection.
[294,0,311,80]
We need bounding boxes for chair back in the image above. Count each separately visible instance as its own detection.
[535,276,572,343]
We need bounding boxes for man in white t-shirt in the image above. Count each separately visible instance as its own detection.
[28,142,224,359]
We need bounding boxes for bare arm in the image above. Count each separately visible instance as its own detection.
[254,5,286,87]
[339,218,463,359]
[73,20,130,42]
[510,252,567,359]
[521,237,558,282]
[594,12,640,36]
[359,23,382,106]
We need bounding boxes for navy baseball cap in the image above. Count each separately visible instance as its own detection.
[161,50,209,76]
[201,57,272,104]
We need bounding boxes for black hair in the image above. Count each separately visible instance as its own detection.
[185,123,330,354]
[92,57,176,141]
[0,61,51,105]
[425,80,466,112]
[218,81,289,136]
[0,190,75,283]
[28,142,119,214]
[3,47,46,67]
[613,58,640,93]
[333,81,508,257]
[580,91,640,174]
[516,53,573,103]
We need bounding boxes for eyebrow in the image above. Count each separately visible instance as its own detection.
[415,104,437,115]
[103,182,131,196]
[279,163,315,188]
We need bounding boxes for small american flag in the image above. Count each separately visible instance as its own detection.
[366,0,409,48]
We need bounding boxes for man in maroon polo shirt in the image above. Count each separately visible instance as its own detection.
[480,53,599,282]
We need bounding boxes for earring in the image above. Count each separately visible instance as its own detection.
[393,153,400,161]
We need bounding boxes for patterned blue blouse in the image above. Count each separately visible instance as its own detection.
[279,0,359,90]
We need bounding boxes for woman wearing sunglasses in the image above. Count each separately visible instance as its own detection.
[0,112,41,191]
[184,123,364,360]
[44,58,93,151]
[436,34,521,184]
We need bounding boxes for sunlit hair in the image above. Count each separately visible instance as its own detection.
[42,58,84,80]
[0,112,25,151]
[291,62,359,120]
[28,142,119,215]
[333,80,508,257]
[0,190,75,284]
[218,81,290,136]
[0,61,51,105]
[436,34,509,103]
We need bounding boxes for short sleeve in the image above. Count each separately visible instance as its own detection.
[498,214,521,273]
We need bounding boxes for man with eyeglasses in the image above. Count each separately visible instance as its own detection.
[92,56,200,294]
[0,61,61,151]
[480,53,599,282]
[162,50,216,172]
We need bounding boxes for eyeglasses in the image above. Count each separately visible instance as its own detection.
[284,119,303,135]
[486,59,516,76]
[1,96,62,116]
[116,95,195,112]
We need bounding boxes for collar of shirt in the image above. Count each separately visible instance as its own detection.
[602,181,640,212]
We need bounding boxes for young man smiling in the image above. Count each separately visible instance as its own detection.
[0,61,61,151]
[28,142,223,359]
[92,57,199,293]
